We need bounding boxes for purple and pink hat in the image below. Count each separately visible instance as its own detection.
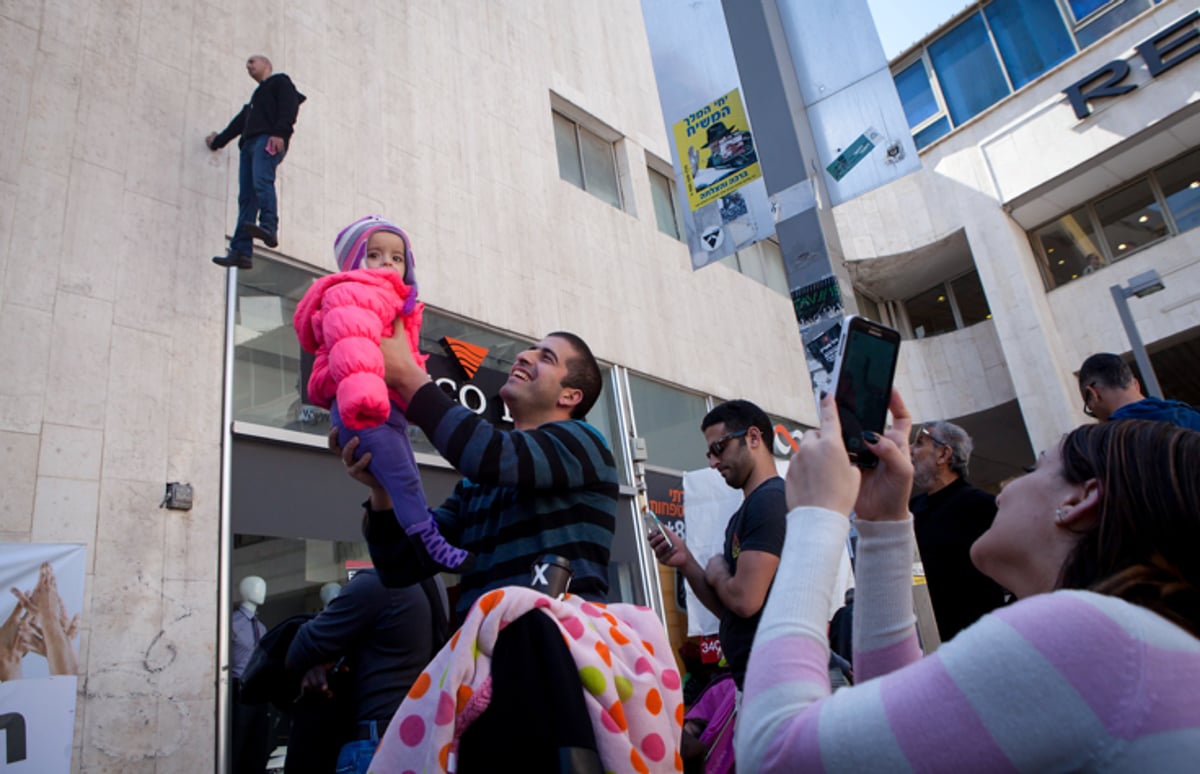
[333,215,419,312]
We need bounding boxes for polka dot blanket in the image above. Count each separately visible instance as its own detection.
[367,586,684,773]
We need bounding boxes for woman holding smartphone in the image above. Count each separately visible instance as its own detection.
[736,391,1200,772]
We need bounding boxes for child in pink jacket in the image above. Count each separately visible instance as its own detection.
[294,215,472,573]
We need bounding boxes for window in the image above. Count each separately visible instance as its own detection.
[1032,206,1105,287]
[895,60,941,129]
[928,13,1011,126]
[553,110,621,208]
[1030,147,1199,289]
[904,270,992,339]
[1157,147,1200,233]
[648,165,682,240]
[718,239,789,296]
[1095,179,1168,260]
[986,0,1075,89]
[906,285,958,339]
[627,374,709,472]
[1070,0,1153,48]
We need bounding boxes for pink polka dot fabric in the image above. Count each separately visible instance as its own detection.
[367,588,683,773]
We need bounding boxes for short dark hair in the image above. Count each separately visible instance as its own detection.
[547,331,602,420]
[701,399,772,439]
[1078,353,1134,392]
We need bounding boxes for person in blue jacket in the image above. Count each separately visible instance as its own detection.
[1078,352,1200,430]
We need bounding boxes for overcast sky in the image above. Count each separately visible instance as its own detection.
[866,0,973,59]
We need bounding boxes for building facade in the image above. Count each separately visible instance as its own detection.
[0,0,1196,770]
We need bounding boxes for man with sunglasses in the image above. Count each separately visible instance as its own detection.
[909,421,1006,642]
[1078,353,1200,430]
[649,400,786,691]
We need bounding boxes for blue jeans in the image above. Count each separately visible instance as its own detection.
[336,721,381,774]
[229,134,284,257]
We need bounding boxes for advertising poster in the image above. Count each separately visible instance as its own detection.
[672,89,762,212]
[792,275,846,394]
[641,0,778,270]
[0,543,85,773]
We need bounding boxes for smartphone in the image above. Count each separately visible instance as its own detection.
[641,506,673,543]
[829,315,901,468]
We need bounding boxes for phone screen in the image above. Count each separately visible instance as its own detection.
[833,317,900,468]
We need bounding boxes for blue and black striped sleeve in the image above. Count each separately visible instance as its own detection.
[406,382,617,492]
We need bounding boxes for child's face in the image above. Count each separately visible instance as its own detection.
[363,231,408,276]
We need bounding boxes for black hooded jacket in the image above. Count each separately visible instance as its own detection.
[209,72,305,150]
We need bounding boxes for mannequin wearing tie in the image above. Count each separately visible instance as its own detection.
[232,575,270,772]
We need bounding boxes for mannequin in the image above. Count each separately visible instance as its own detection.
[319,582,342,609]
[232,575,270,773]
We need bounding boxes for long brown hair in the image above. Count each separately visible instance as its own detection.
[1056,420,1200,637]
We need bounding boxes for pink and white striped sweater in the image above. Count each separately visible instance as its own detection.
[738,508,1200,772]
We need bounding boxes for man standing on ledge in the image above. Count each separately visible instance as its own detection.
[208,54,304,269]
[343,327,618,620]
[649,399,787,691]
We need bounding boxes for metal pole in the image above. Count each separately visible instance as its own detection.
[216,267,239,774]
[1109,284,1163,399]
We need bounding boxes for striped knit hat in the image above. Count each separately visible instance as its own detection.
[333,215,419,312]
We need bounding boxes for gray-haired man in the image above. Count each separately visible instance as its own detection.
[909,421,1006,641]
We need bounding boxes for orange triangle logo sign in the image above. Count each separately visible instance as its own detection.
[440,336,489,380]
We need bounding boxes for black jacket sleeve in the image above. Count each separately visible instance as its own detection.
[268,74,302,138]
[285,572,387,671]
[209,105,248,150]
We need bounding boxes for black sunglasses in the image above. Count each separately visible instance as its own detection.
[706,429,748,459]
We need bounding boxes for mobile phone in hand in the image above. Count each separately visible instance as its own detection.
[828,315,901,468]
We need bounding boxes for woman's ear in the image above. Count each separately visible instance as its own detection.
[1058,478,1102,528]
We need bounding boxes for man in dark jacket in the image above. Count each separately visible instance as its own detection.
[208,54,304,269]
[909,420,1007,642]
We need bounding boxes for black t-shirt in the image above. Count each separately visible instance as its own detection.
[718,476,787,689]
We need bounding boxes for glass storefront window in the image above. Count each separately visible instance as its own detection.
[234,260,327,436]
[1094,179,1168,261]
[1158,148,1200,234]
[950,271,992,326]
[1032,206,1106,287]
[906,284,957,339]
[985,0,1075,90]
[928,13,1010,126]
[628,374,709,472]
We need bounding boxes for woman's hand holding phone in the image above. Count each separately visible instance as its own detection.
[785,392,861,516]
[854,389,914,523]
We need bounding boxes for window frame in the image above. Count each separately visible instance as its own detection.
[900,268,993,339]
[646,154,684,241]
[550,98,626,210]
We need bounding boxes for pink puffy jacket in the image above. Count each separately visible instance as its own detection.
[293,269,429,430]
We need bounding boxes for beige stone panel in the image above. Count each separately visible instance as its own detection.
[113,193,177,337]
[170,189,229,323]
[136,0,193,72]
[123,56,187,207]
[79,691,161,771]
[101,327,170,482]
[0,18,36,185]
[278,160,324,261]
[83,0,138,56]
[74,44,135,175]
[39,422,104,479]
[31,476,100,547]
[3,165,68,310]
[44,291,112,430]
[0,430,38,532]
[161,447,218,584]
[93,474,168,582]
[154,697,214,773]
[40,0,88,50]
[182,89,237,201]
[22,39,82,179]
[60,160,124,301]
[0,0,41,28]
[0,302,51,434]
[157,578,217,698]
[0,179,14,301]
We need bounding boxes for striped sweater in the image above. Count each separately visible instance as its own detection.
[406,382,618,617]
[737,508,1200,772]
